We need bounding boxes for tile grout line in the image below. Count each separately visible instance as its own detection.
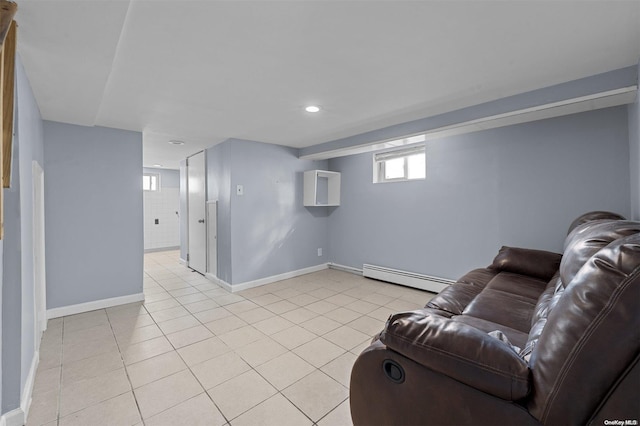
[142,260,337,424]
[107,291,157,426]
[145,265,281,424]
[35,250,430,425]
[140,273,234,426]
[55,319,65,426]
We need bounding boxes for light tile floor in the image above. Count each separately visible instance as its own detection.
[27,250,434,426]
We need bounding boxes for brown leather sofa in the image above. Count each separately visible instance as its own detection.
[350,212,640,425]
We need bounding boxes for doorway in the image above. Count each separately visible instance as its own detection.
[187,151,207,274]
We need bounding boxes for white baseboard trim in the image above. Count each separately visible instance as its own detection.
[20,350,39,423]
[0,408,24,426]
[144,246,180,253]
[328,262,363,275]
[47,292,145,319]
[205,264,329,293]
[179,258,187,266]
[0,350,42,426]
[204,273,233,292]
[232,263,329,292]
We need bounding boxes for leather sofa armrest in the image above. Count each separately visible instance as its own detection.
[490,246,561,281]
[380,311,531,401]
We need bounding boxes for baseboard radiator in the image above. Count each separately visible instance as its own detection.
[362,264,454,293]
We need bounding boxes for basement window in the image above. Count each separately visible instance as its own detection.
[143,173,159,191]
[374,145,426,183]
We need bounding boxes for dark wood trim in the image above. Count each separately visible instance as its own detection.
[0,41,4,239]
[2,20,15,188]
[0,1,17,44]
[0,0,15,239]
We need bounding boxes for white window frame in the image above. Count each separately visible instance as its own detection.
[373,144,426,183]
[143,172,160,191]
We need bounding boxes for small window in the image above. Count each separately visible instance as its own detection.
[143,173,159,191]
[374,145,426,183]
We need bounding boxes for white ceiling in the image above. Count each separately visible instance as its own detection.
[15,0,640,169]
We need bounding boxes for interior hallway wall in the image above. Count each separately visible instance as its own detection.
[43,122,143,310]
[0,239,2,408]
[2,115,23,415]
[1,55,44,416]
[200,139,329,286]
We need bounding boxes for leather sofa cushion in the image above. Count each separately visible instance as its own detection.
[381,311,531,401]
[462,288,538,333]
[485,272,549,301]
[528,233,640,425]
[415,307,456,318]
[530,273,560,327]
[490,246,561,281]
[521,280,564,362]
[427,268,498,315]
[560,220,640,287]
[451,315,529,349]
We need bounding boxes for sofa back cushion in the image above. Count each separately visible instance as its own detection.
[520,276,563,362]
[566,210,625,235]
[526,233,640,425]
[560,220,640,287]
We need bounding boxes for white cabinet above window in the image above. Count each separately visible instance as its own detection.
[303,170,340,207]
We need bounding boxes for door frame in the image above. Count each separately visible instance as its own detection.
[32,161,47,344]
[206,200,217,276]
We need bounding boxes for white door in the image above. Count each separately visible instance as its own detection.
[207,201,217,276]
[187,151,207,274]
[32,161,47,343]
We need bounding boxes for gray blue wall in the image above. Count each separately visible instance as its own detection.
[16,57,44,406]
[43,122,143,309]
[328,106,631,280]
[204,140,329,285]
[2,114,23,414]
[629,61,640,221]
[0,240,3,407]
[229,140,328,284]
[1,56,44,415]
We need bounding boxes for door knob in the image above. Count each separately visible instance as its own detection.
[198,219,205,223]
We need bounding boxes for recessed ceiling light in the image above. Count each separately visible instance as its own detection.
[168,139,185,145]
[305,105,321,113]
[153,164,163,167]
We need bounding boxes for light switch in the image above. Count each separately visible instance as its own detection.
[236,184,244,196]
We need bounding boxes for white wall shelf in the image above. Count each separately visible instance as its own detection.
[303,170,340,206]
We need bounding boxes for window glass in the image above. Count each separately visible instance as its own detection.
[407,153,426,179]
[384,157,405,180]
[143,173,159,191]
[374,145,425,183]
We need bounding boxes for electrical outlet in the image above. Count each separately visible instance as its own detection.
[317,248,323,257]
[236,184,244,196]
